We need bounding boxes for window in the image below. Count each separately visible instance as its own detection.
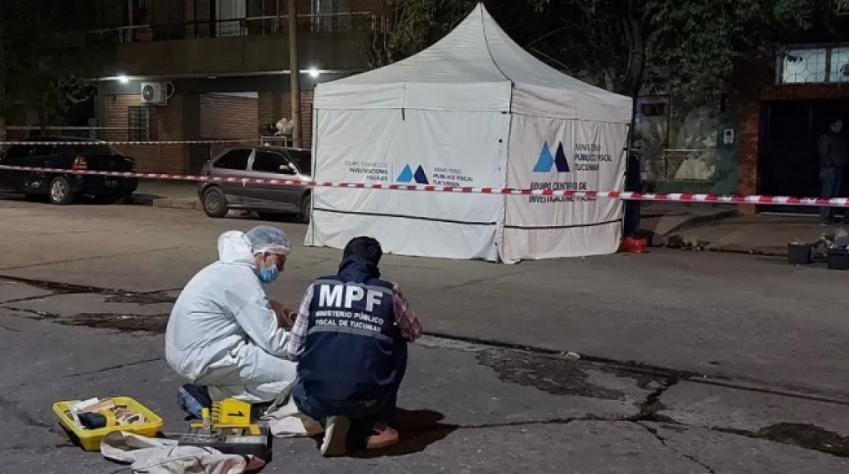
[831,47,849,83]
[28,145,57,156]
[253,150,295,174]
[128,106,153,140]
[214,149,251,170]
[286,150,311,175]
[780,48,827,83]
[215,0,246,37]
[777,45,849,84]
[64,144,118,155]
[3,146,29,160]
[311,0,352,32]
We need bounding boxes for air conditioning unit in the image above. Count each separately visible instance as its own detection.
[141,82,168,105]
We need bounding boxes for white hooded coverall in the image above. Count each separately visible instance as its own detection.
[165,231,295,402]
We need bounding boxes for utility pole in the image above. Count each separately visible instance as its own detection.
[288,0,302,148]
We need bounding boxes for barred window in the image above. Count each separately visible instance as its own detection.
[831,47,849,83]
[128,106,153,140]
[780,48,827,83]
[778,45,849,84]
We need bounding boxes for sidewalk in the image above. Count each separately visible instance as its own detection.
[653,213,835,256]
[638,201,736,242]
[638,201,838,256]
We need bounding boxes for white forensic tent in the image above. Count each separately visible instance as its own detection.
[305,3,632,263]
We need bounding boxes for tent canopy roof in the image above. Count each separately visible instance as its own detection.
[315,3,631,122]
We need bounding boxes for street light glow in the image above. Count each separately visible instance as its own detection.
[308,67,320,79]
[117,74,129,84]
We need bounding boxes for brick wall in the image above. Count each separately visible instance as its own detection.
[736,83,848,195]
[102,94,188,174]
[200,93,258,139]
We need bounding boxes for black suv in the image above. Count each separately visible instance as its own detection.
[0,137,138,204]
[199,146,312,222]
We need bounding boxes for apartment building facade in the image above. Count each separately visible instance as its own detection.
[78,0,385,173]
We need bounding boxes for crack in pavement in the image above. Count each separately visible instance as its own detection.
[636,422,718,474]
[26,229,107,236]
[0,322,22,333]
[2,306,61,319]
[425,330,849,408]
[0,275,176,305]
[62,357,165,379]
[0,245,188,271]
[0,293,62,304]
[1,306,170,333]
[0,275,127,297]
[625,377,679,423]
[421,338,849,460]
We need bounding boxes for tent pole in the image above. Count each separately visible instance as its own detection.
[623,95,640,237]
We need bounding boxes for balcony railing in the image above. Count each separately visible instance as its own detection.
[87,12,383,45]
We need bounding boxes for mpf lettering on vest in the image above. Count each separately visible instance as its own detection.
[318,283,384,312]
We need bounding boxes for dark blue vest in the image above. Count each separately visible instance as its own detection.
[297,256,401,401]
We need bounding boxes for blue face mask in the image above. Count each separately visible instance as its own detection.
[258,265,279,284]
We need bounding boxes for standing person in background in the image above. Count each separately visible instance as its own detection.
[818,118,848,224]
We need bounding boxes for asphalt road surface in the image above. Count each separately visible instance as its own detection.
[2,197,849,473]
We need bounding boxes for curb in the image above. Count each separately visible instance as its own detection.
[659,209,738,236]
[130,196,202,210]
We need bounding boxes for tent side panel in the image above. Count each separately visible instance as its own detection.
[511,84,632,123]
[500,115,628,262]
[306,107,510,261]
[313,83,405,109]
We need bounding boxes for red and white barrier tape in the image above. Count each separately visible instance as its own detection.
[0,164,848,207]
[0,139,253,146]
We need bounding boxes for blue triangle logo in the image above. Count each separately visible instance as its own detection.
[533,142,554,172]
[413,165,429,184]
[554,142,570,172]
[397,164,413,183]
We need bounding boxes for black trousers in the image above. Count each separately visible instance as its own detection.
[293,342,407,445]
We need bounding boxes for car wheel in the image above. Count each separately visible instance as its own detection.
[48,176,74,205]
[300,194,311,223]
[202,186,229,218]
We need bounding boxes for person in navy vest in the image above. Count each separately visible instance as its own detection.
[284,236,422,456]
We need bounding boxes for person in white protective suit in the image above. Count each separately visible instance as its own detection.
[165,226,298,413]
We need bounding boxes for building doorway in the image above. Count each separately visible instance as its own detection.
[758,98,849,212]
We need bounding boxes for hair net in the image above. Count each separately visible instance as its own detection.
[245,226,291,255]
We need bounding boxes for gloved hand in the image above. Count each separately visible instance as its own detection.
[269,299,296,328]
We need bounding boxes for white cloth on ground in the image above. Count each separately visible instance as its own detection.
[260,381,324,438]
[165,230,296,403]
[101,431,264,474]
